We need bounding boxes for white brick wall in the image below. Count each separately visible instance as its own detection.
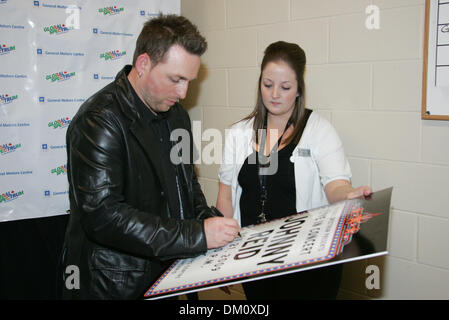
[181,0,449,299]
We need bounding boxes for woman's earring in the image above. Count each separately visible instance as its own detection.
[138,72,142,78]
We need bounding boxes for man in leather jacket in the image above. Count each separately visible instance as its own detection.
[61,14,240,299]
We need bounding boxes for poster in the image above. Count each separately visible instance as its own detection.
[145,188,392,300]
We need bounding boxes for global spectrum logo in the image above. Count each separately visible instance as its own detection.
[0,94,18,105]
[48,117,71,129]
[43,23,74,35]
[0,142,22,155]
[100,50,126,61]
[51,164,67,175]
[45,71,75,82]
[0,190,24,203]
[98,6,124,15]
[0,43,16,55]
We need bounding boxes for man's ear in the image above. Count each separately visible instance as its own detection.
[135,53,151,76]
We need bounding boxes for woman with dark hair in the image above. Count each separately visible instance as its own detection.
[216,41,371,299]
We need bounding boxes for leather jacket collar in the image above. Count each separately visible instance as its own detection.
[113,65,142,122]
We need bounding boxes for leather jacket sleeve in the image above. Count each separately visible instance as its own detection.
[67,109,207,260]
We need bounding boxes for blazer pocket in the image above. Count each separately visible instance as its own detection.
[292,155,319,206]
[294,156,316,183]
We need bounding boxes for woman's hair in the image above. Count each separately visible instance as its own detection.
[132,14,207,67]
[244,41,308,146]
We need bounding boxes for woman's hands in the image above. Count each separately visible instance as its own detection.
[345,185,372,200]
[325,179,372,203]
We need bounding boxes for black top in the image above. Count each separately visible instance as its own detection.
[130,85,189,219]
[238,140,297,227]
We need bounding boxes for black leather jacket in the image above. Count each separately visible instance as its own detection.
[62,66,215,299]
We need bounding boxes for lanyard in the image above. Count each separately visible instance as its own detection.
[256,117,291,224]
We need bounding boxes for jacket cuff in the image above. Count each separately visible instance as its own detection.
[196,206,224,220]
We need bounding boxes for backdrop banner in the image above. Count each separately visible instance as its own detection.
[0,0,180,222]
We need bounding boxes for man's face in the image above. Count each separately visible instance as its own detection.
[138,45,201,113]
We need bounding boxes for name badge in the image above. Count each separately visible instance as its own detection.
[290,148,311,162]
[298,148,311,157]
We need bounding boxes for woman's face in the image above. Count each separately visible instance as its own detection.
[260,60,299,119]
